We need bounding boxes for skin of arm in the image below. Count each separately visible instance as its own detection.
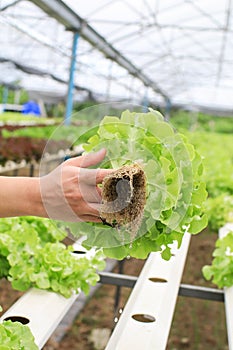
[0,149,112,222]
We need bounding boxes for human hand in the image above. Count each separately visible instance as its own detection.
[40,149,113,222]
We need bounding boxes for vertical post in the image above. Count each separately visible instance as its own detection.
[165,98,171,121]
[3,86,9,109]
[129,77,135,103]
[106,61,113,102]
[142,88,148,112]
[65,32,79,126]
[113,260,125,324]
[14,89,21,104]
[29,163,35,177]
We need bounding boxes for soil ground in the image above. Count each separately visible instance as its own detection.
[0,230,228,350]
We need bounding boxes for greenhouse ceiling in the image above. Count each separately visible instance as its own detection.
[0,0,233,113]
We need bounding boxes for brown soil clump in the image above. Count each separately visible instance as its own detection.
[100,163,146,237]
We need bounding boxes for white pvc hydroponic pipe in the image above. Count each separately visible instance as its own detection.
[105,232,191,350]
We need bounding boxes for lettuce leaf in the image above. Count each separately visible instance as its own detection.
[202,231,233,288]
[71,109,208,260]
[0,321,38,350]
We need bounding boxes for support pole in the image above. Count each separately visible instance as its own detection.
[165,98,171,121]
[142,88,148,112]
[65,32,79,125]
[106,61,113,102]
[2,86,9,108]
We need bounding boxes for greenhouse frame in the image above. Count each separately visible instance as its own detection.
[0,0,233,349]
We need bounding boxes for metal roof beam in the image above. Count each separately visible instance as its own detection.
[29,0,170,102]
[0,0,22,11]
[0,56,94,97]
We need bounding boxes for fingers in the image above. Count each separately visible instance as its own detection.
[67,149,107,168]
[81,148,107,168]
[85,202,102,215]
[80,184,101,203]
[96,169,113,184]
[65,148,114,186]
[77,167,113,186]
[57,149,115,223]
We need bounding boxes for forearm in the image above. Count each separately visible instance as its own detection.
[0,177,47,218]
[0,150,112,221]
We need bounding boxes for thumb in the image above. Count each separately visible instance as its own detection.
[67,148,107,168]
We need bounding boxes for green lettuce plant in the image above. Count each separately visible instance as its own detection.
[203,231,233,288]
[70,109,208,260]
[0,305,38,350]
[0,320,38,350]
[0,217,105,298]
[205,195,233,232]
[186,131,233,198]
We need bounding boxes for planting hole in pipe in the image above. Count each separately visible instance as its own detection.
[148,277,167,283]
[72,250,86,254]
[132,314,155,323]
[4,316,30,324]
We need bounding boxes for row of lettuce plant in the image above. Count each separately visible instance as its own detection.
[0,217,105,297]
[0,112,60,126]
[0,134,70,166]
[0,119,91,167]
[174,120,233,288]
[0,216,106,349]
